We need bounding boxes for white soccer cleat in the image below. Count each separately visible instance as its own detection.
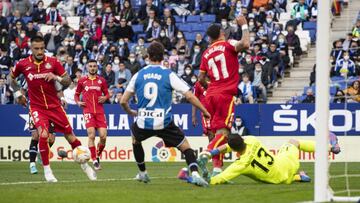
[44,171,58,183]
[81,163,97,181]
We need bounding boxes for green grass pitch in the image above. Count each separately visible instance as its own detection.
[0,162,359,203]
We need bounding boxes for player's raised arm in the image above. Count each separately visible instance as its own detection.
[234,16,250,53]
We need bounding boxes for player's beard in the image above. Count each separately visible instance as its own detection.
[34,54,44,62]
[89,70,97,76]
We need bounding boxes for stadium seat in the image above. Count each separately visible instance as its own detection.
[174,16,184,24]
[191,23,207,32]
[22,16,33,24]
[132,24,143,33]
[330,86,337,95]
[201,15,215,22]
[39,25,54,35]
[303,21,317,30]
[138,33,146,39]
[178,24,192,32]
[186,15,201,23]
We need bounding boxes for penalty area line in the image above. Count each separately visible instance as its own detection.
[0,176,175,186]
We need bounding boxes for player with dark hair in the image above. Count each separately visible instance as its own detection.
[120,41,211,186]
[198,16,250,176]
[179,132,341,185]
[75,59,110,170]
[9,36,96,182]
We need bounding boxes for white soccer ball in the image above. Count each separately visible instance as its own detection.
[72,146,91,164]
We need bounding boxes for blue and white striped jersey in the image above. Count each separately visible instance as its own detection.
[126,65,190,130]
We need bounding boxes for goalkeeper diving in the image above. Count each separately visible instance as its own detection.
[178,132,341,185]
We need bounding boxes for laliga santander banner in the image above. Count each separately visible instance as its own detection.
[0,136,359,162]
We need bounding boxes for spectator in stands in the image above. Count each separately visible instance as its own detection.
[25,21,37,39]
[286,25,302,56]
[138,0,158,23]
[236,73,254,104]
[334,80,360,103]
[125,53,141,75]
[132,37,147,58]
[309,64,316,86]
[251,44,263,62]
[164,17,178,43]
[256,26,268,41]
[0,29,9,49]
[74,0,90,17]
[74,43,88,64]
[263,13,276,37]
[10,20,23,42]
[32,0,46,24]
[156,29,172,51]
[11,0,32,17]
[176,38,190,57]
[100,7,115,30]
[143,8,158,32]
[102,63,115,87]
[241,53,255,75]
[190,0,207,15]
[352,19,360,38]
[349,40,359,60]
[64,55,77,78]
[0,47,11,74]
[160,8,174,26]
[330,39,344,65]
[267,43,282,76]
[221,19,232,39]
[191,33,208,53]
[251,62,268,103]
[216,0,230,22]
[174,50,188,76]
[117,39,130,60]
[0,0,12,18]
[229,0,241,20]
[120,0,136,25]
[333,51,356,77]
[84,8,98,26]
[146,20,161,42]
[189,44,202,70]
[118,61,132,88]
[104,19,119,43]
[289,0,308,27]
[181,65,196,86]
[44,28,61,54]
[57,46,68,63]
[98,36,110,55]
[0,77,12,104]
[46,2,63,25]
[342,33,353,51]
[302,88,315,103]
[15,30,29,50]
[63,79,77,105]
[308,0,318,21]
[57,0,76,17]
[231,116,248,136]
[8,41,21,61]
[118,19,134,42]
[112,55,121,80]
[80,29,96,52]
[78,54,89,72]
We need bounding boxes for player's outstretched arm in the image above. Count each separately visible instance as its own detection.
[44,72,72,89]
[191,105,198,127]
[184,91,211,120]
[234,16,250,53]
[120,90,137,117]
[7,73,27,107]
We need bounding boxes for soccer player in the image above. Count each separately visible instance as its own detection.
[9,36,96,182]
[74,59,109,170]
[120,42,211,187]
[188,132,341,185]
[198,16,250,175]
[191,81,212,139]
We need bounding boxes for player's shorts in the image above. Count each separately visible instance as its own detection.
[28,112,55,134]
[83,113,107,129]
[131,121,185,148]
[277,143,300,184]
[29,106,72,134]
[204,94,235,132]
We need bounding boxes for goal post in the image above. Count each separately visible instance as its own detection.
[314,0,331,202]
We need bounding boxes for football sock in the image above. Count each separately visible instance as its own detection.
[133,143,146,172]
[39,137,50,166]
[207,133,227,168]
[299,140,315,152]
[29,139,38,163]
[89,146,97,161]
[70,139,82,149]
[183,148,198,172]
[49,140,54,148]
[97,143,105,157]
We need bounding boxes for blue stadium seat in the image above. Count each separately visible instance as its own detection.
[22,17,33,24]
[174,16,184,24]
[187,33,197,41]
[178,24,192,32]
[303,21,317,30]
[201,15,216,22]
[183,32,192,40]
[330,86,337,95]
[132,25,143,33]
[138,33,146,39]
[331,76,344,81]
[191,23,207,32]
[186,15,201,23]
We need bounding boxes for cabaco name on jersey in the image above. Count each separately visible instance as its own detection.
[143,73,162,80]
[204,45,225,59]
[273,105,360,132]
[64,113,188,130]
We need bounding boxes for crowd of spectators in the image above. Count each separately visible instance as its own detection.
[0,0,323,105]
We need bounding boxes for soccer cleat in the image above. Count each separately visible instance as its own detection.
[29,162,38,174]
[44,171,58,183]
[93,161,102,171]
[134,172,150,183]
[197,157,209,180]
[211,168,222,177]
[329,132,341,154]
[81,163,97,181]
[191,173,209,187]
[299,171,311,182]
[177,168,192,183]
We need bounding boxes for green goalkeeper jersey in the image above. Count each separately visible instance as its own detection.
[210,136,300,185]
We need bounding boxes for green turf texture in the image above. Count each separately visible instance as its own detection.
[0,162,359,203]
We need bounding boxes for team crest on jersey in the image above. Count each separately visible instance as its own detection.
[98,79,102,84]
[45,63,52,69]
[84,86,89,91]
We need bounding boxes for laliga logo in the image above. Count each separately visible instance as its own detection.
[151,141,176,162]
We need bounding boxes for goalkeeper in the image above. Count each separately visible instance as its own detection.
[180,133,340,185]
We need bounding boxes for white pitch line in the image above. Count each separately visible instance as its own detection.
[0,176,175,186]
